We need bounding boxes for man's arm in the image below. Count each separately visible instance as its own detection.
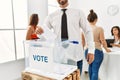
[81,32,85,47]
[79,10,95,64]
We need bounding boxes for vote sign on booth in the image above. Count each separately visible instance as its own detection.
[28,42,54,73]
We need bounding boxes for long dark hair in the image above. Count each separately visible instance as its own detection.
[87,9,98,23]
[29,14,38,27]
[111,26,120,39]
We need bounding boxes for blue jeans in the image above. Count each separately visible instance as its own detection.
[85,49,104,80]
[77,60,83,75]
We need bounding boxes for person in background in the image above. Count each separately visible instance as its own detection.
[26,14,43,40]
[110,26,120,48]
[36,0,95,75]
[85,9,111,80]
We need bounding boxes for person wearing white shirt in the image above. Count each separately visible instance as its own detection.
[36,0,95,75]
[110,26,120,48]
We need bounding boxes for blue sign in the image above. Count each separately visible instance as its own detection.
[33,55,48,63]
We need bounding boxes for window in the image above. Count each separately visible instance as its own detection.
[0,0,28,63]
[13,0,28,29]
[15,30,27,59]
[13,0,28,59]
[0,0,13,29]
[0,31,15,63]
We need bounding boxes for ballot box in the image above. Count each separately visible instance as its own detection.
[23,40,80,80]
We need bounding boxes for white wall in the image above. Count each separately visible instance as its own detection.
[0,1,48,80]
[0,59,25,80]
[27,0,48,25]
[69,0,120,38]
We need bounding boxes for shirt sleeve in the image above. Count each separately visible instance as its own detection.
[79,10,95,54]
[42,15,52,29]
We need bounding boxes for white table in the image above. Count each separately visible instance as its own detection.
[100,50,120,80]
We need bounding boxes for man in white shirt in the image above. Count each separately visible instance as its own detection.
[37,0,95,75]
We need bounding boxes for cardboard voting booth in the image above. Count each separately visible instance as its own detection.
[23,40,79,80]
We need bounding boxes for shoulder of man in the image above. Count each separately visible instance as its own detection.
[68,8,85,16]
[48,9,60,17]
[68,8,82,12]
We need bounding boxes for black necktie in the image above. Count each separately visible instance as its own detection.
[61,9,68,41]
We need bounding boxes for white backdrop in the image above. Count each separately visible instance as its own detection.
[28,0,48,25]
[69,0,120,39]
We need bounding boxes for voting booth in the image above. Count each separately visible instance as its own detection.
[23,39,80,80]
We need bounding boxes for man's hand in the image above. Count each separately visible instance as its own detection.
[87,53,94,64]
[35,27,44,34]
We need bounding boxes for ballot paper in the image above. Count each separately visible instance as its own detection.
[38,25,57,41]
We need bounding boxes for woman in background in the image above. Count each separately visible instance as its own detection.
[110,26,120,48]
[26,14,43,40]
[85,9,111,80]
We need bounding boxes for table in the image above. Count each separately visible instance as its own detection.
[100,50,120,80]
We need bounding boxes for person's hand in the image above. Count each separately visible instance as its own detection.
[110,43,120,48]
[35,27,44,34]
[106,48,111,52]
[110,43,116,47]
[87,53,94,64]
[110,43,113,46]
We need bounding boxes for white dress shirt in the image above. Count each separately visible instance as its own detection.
[43,8,95,61]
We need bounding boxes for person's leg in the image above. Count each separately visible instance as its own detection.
[90,49,104,80]
[77,60,83,75]
[85,49,93,79]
